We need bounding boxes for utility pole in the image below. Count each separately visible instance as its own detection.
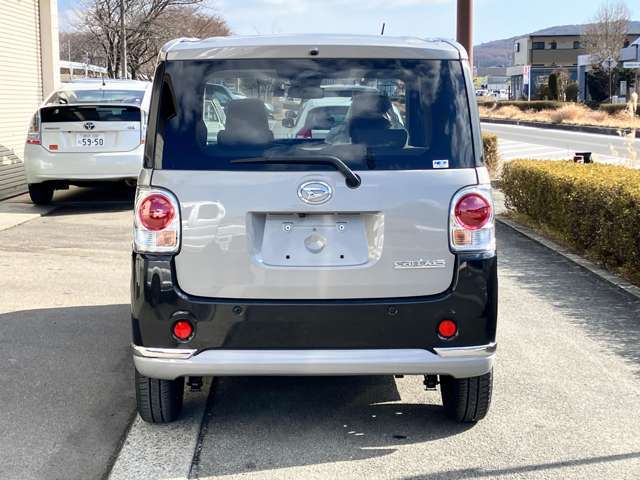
[456,0,473,70]
[120,0,127,79]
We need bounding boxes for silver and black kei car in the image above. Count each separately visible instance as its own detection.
[131,34,497,424]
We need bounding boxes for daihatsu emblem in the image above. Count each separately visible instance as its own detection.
[84,121,95,130]
[298,181,333,205]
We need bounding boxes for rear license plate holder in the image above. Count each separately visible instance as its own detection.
[260,213,369,267]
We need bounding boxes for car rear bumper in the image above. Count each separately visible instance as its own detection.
[133,343,496,380]
[131,252,498,376]
[24,143,143,184]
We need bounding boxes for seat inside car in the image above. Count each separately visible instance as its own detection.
[217,98,274,147]
[348,93,407,148]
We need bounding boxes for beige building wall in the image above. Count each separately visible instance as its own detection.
[0,0,59,199]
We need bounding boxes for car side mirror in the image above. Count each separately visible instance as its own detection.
[282,118,295,128]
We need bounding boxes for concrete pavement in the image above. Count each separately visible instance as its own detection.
[0,186,135,480]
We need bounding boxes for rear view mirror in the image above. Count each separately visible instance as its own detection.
[284,110,298,119]
[282,118,295,128]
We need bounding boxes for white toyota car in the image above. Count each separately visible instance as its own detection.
[24,79,152,204]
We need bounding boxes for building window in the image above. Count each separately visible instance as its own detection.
[514,42,520,53]
[532,42,545,50]
[550,41,557,50]
[623,39,630,48]
[573,41,581,49]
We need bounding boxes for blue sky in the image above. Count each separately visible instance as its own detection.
[57,0,640,44]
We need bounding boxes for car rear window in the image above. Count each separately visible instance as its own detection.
[152,58,475,171]
[304,106,349,130]
[40,105,141,123]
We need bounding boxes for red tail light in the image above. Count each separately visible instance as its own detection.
[455,193,491,230]
[172,320,193,341]
[296,128,312,139]
[138,193,175,231]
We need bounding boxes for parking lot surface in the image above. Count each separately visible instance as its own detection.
[2,187,640,480]
[0,186,134,480]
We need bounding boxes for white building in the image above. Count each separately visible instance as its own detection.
[0,0,60,199]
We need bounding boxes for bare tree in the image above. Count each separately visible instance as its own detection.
[73,0,229,79]
[128,5,231,78]
[583,1,630,102]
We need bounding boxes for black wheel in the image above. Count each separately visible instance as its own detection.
[440,369,493,423]
[135,370,184,424]
[28,183,54,205]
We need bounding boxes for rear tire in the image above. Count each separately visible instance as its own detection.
[28,183,54,205]
[440,369,493,423]
[135,370,184,424]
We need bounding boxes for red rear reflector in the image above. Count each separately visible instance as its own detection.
[49,144,58,150]
[138,194,175,231]
[173,320,193,341]
[438,319,458,339]
[455,193,491,230]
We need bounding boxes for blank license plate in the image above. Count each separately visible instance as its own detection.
[76,134,105,147]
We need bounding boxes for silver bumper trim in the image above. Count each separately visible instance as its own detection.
[132,345,197,360]
[132,344,496,380]
[433,342,497,358]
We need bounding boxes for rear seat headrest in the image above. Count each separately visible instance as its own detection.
[217,98,273,147]
[349,93,393,119]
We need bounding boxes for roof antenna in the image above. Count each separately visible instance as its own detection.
[380,22,386,35]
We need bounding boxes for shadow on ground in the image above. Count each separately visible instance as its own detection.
[0,304,134,480]
[192,375,472,477]
[401,450,640,479]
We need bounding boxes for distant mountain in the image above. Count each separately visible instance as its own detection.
[474,21,640,68]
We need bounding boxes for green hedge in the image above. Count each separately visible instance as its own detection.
[502,160,640,283]
[482,132,499,177]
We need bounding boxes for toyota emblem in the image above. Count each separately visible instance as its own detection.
[84,121,95,130]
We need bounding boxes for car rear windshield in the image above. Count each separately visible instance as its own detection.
[154,58,475,171]
[47,89,145,105]
[40,105,141,123]
[304,106,349,130]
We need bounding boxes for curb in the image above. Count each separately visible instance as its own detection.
[481,117,640,138]
[497,216,640,301]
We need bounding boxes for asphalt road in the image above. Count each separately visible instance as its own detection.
[2,185,640,479]
[0,186,135,480]
[482,122,640,165]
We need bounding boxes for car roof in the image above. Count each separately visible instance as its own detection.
[161,34,464,61]
[302,97,353,109]
[58,80,151,91]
